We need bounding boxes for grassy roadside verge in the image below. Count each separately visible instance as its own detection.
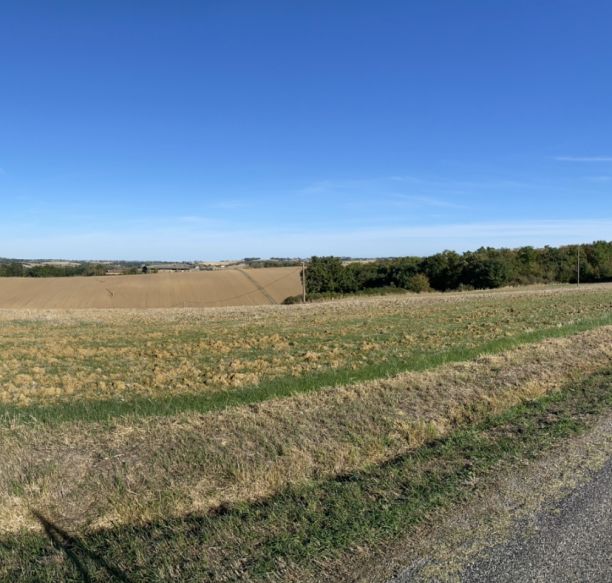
[2,315,611,426]
[2,368,610,582]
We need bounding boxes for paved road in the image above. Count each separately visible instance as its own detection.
[462,458,612,582]
[391,459,612,582]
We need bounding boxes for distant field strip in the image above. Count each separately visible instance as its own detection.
[0,266,302,309]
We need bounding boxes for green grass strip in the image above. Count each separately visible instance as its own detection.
[1,314,611,426]
[2,368,610,582]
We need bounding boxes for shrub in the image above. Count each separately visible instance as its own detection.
[282,295,304,305]
[405,273,432,293]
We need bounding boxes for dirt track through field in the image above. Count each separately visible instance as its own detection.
[0,267,301,309]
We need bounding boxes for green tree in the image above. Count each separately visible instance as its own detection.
[305,257,347,293]
[463,250,511,289]
[0,261,25,276]
[420,251,464,290]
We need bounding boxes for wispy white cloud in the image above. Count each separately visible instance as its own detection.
[298,176,469,209]
[208,200,252,210]
[298,173,566,211]
[343,219,612,240]
[386,175,534,191]
[389,194,467,209]
[2,218,610,261]
[585,176,612,183]
[298,178,375,195]
[554,156,612,162]
[177,215,212,224]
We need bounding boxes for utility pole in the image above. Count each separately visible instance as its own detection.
[577,245,580,287]
[302,261,307,303]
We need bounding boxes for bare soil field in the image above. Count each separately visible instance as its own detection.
[0,266,302,309]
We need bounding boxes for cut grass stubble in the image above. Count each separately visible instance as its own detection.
[2,326,610,538]
[2,368,610,582]
[2,314,611,426]
[2,285,611,410]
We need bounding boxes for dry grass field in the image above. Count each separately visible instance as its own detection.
[0,266,302,309]
[0,284,610,409]
[0,283,611,582]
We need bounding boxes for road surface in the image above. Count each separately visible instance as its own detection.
[461,458,611,582]
[391,458,612,582]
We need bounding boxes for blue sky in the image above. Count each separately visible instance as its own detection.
[1,1,611,260]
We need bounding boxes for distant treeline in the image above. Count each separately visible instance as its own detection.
[0,262,110,277]
[302,241,612,296]
[246,259,302,268]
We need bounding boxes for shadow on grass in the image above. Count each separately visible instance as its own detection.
[1,369,608,581]
[32,511,133,583]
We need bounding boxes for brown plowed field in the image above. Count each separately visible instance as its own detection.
[0,267,302,309]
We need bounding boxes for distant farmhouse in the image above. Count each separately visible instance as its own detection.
[146,263,196,272]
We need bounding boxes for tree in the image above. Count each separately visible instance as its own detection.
[420,251,464,290]
[584,240,612,281]
[463,252,510,289]
[306,256,357,293]
[386,257,420,288]
[0,261,25,276]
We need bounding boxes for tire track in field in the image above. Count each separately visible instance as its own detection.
[236,268,277,304]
